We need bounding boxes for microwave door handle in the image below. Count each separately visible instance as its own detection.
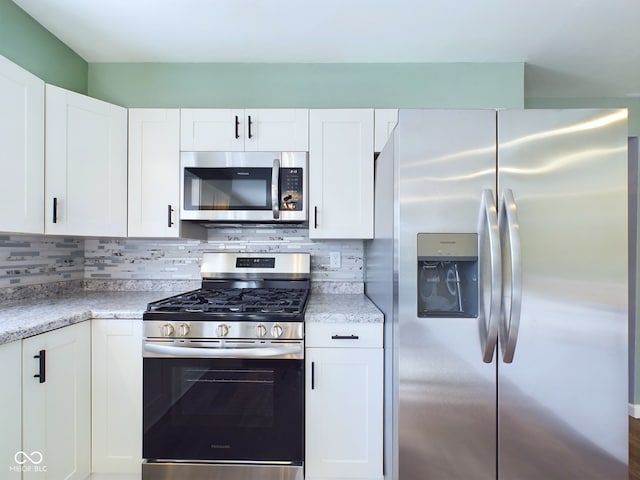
[272,159,280,219]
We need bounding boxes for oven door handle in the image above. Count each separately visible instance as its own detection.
[143,342,302,359]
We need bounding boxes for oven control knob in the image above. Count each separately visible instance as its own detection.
[216,323,230,337]
[177,323,190,337]
[271,323,284,338]
[160,323,175,337]
[256,323,267,338]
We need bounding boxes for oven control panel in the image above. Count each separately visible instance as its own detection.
[145,321,303,341]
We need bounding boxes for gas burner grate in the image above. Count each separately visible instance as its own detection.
[147,287,309,315]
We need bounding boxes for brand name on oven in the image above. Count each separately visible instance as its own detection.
[211,444,231,449]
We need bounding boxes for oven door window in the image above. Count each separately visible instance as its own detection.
[143,357,303,463]
[184,168,272,211]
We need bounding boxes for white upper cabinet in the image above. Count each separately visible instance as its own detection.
[0,55,44,234]
[243,109,309,151]
[181,108,308,151]
[45,84,128,237]
[128,108,181,238]
[374,108,398,152]
[309,109,374,239]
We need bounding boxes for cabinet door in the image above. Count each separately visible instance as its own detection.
[305,347,383,480]
[0,341,22,479]
[0,55,44,234]
[45,84,127,237]
[128,109,180,238]
[374,109,398,152]
[92,319,143,474]
[309,109,374,239]
[244,109,309,151]
[22,321,91,480]
[181,108,244,151]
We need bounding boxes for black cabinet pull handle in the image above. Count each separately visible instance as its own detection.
[247,115,253,139]
[167,205,174,227]
[314,206,318,229]
[311,361,315,390]
[235,115,240,139]
[34,349,46,383]
[331,335,359,340]
[52,198,58,224]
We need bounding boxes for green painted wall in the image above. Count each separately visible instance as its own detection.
[88,62,525,109]
[0,0,87,93]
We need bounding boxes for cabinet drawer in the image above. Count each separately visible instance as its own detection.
[305,323,382,348]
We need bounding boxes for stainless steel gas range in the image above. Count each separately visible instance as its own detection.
[142,252,310,480]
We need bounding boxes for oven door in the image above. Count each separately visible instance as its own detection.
[142,340,303,464]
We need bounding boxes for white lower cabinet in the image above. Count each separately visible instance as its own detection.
[91,319,143,474]
[22,321,91,480]
[305,323,383,480]
[0,340,22,479]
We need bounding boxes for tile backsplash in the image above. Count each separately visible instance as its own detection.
[0,227,364,301]
[0,235,84,287]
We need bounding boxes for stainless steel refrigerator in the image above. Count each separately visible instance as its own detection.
[365,109,628,479]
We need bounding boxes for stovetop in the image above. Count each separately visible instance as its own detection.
[143,285,309,321]
[143,252,311,323]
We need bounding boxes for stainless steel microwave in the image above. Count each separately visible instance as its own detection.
[180,151,308,223]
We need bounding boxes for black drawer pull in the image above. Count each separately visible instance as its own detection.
[52,198,58,224]
[331,334,359,340]
[311,361,315,390]
[33,349,46,383]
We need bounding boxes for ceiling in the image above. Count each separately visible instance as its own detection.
[12,0,640,99]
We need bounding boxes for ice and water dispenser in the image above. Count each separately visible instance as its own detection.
[417,233,478,318]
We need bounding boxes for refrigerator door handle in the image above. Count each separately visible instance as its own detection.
[478,189,501,363]
[499,188,522,363]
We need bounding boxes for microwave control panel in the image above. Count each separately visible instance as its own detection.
[280,168,304,211]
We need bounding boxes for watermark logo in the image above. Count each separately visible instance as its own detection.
[9,451,47,473]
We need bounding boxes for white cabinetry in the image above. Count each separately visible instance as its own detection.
[0,54,44,234]
[22,321,91,480]
[128,108,180,238]
[45,84,127,237]
[92,319,143,474]
[309,109,374,239]
[181,108,308,151]
[0,341,22,479]
[374,109,398,152]
[305,323,383,480]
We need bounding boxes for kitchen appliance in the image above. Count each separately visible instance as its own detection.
[181,151,307,223]
[142,252,310,480]
[365,109,628,479]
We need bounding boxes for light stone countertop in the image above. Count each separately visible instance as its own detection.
[0,291,174,345]
[0,291,382,345]
[305,294,383,323]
